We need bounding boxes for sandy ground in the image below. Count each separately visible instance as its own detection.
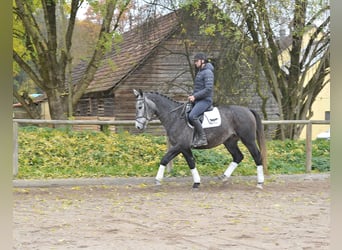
[13,174,330,250]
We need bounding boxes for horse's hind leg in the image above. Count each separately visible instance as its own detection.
[219,136,244,181]
[241,139,264,189]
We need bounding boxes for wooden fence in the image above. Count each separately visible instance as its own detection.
[13,119,330,176]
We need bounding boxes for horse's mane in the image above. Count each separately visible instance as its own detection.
[145,91,184,106]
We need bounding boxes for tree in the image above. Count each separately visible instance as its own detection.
[187,0,330,139]
[13,0,131,120]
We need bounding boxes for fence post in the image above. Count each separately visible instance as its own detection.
[306,122,312,173]
[13,122,19,176]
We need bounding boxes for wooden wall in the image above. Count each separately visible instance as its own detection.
[75,91,115,117]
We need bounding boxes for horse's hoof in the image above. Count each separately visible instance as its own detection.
[155,180,162,186]
[192,183,200,189]
[256,183,263,189]
[218,174,229,183]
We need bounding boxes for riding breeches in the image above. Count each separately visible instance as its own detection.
[188,100,212,124]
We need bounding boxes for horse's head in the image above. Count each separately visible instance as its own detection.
[133,89,157,130]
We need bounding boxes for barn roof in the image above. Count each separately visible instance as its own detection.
[72,11,181,94]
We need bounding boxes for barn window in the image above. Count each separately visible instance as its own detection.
[75,98,91,116]
[325,111,330,121]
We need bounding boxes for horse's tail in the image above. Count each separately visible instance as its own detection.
[250,109,268,175]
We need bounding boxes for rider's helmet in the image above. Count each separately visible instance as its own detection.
[194,52,208,61]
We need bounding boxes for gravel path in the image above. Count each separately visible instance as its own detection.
[13,173,330,249]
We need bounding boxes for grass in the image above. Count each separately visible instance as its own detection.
[16,126,330,179]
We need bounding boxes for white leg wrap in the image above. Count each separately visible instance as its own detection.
[224,162,238,177]
[191,168,201,183]
[156,165,165,181]
[257,165,264,183]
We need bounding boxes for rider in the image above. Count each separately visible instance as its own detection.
[188,52,214,147]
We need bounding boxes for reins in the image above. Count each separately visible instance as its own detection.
[170,103,186,113]
[138,93,189,122]
[169,101,193,120]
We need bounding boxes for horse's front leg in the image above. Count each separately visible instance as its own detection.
[156,146,200,189]
[182,148,201,188]
[155,146,181,185]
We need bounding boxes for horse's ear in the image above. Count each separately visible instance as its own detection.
[133,89,141,98]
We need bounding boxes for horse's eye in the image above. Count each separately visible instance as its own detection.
[138,106,142,110]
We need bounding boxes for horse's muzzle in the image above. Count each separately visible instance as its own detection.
[135,119,147,130]
[135,123,144,130]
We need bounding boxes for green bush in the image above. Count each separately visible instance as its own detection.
[16,126,330,179]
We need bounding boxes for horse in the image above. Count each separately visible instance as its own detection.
[133,89,267,189]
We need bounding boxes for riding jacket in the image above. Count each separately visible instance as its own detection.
[188,62,214,122]
[192,62,214,104]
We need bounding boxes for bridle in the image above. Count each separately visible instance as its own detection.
[135,96,153,126]
[135,94,187,126]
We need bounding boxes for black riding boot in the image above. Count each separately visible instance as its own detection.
[191,119,208,147]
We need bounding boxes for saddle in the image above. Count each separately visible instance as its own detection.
[184,103,221,129]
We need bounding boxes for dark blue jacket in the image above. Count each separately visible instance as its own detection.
[192,62,214,104]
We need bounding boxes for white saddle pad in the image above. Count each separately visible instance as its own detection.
[202,107,221,128]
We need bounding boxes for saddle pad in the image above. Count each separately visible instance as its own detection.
[202,107,221,128]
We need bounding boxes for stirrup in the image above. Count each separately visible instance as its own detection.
[192,140,208,148]
[191,134,208,147]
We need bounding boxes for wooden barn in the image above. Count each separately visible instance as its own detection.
[72,7,278,133]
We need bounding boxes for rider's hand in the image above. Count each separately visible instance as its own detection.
[188,95,195,102]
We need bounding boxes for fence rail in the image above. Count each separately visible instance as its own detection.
[13,119,330,176]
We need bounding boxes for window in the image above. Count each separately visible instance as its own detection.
[325,111,330,120]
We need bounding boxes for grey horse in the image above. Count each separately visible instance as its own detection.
[133,89,267,189]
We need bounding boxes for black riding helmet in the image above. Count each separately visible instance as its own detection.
[194,52,208,62]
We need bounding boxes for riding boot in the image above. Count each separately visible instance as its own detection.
[191,119,208,147]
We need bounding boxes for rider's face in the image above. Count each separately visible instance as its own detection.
[194,59,204,68]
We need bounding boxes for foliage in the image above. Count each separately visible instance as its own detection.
[185,0,330,139]
[13,0,132,119]
[16,127,330,179]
